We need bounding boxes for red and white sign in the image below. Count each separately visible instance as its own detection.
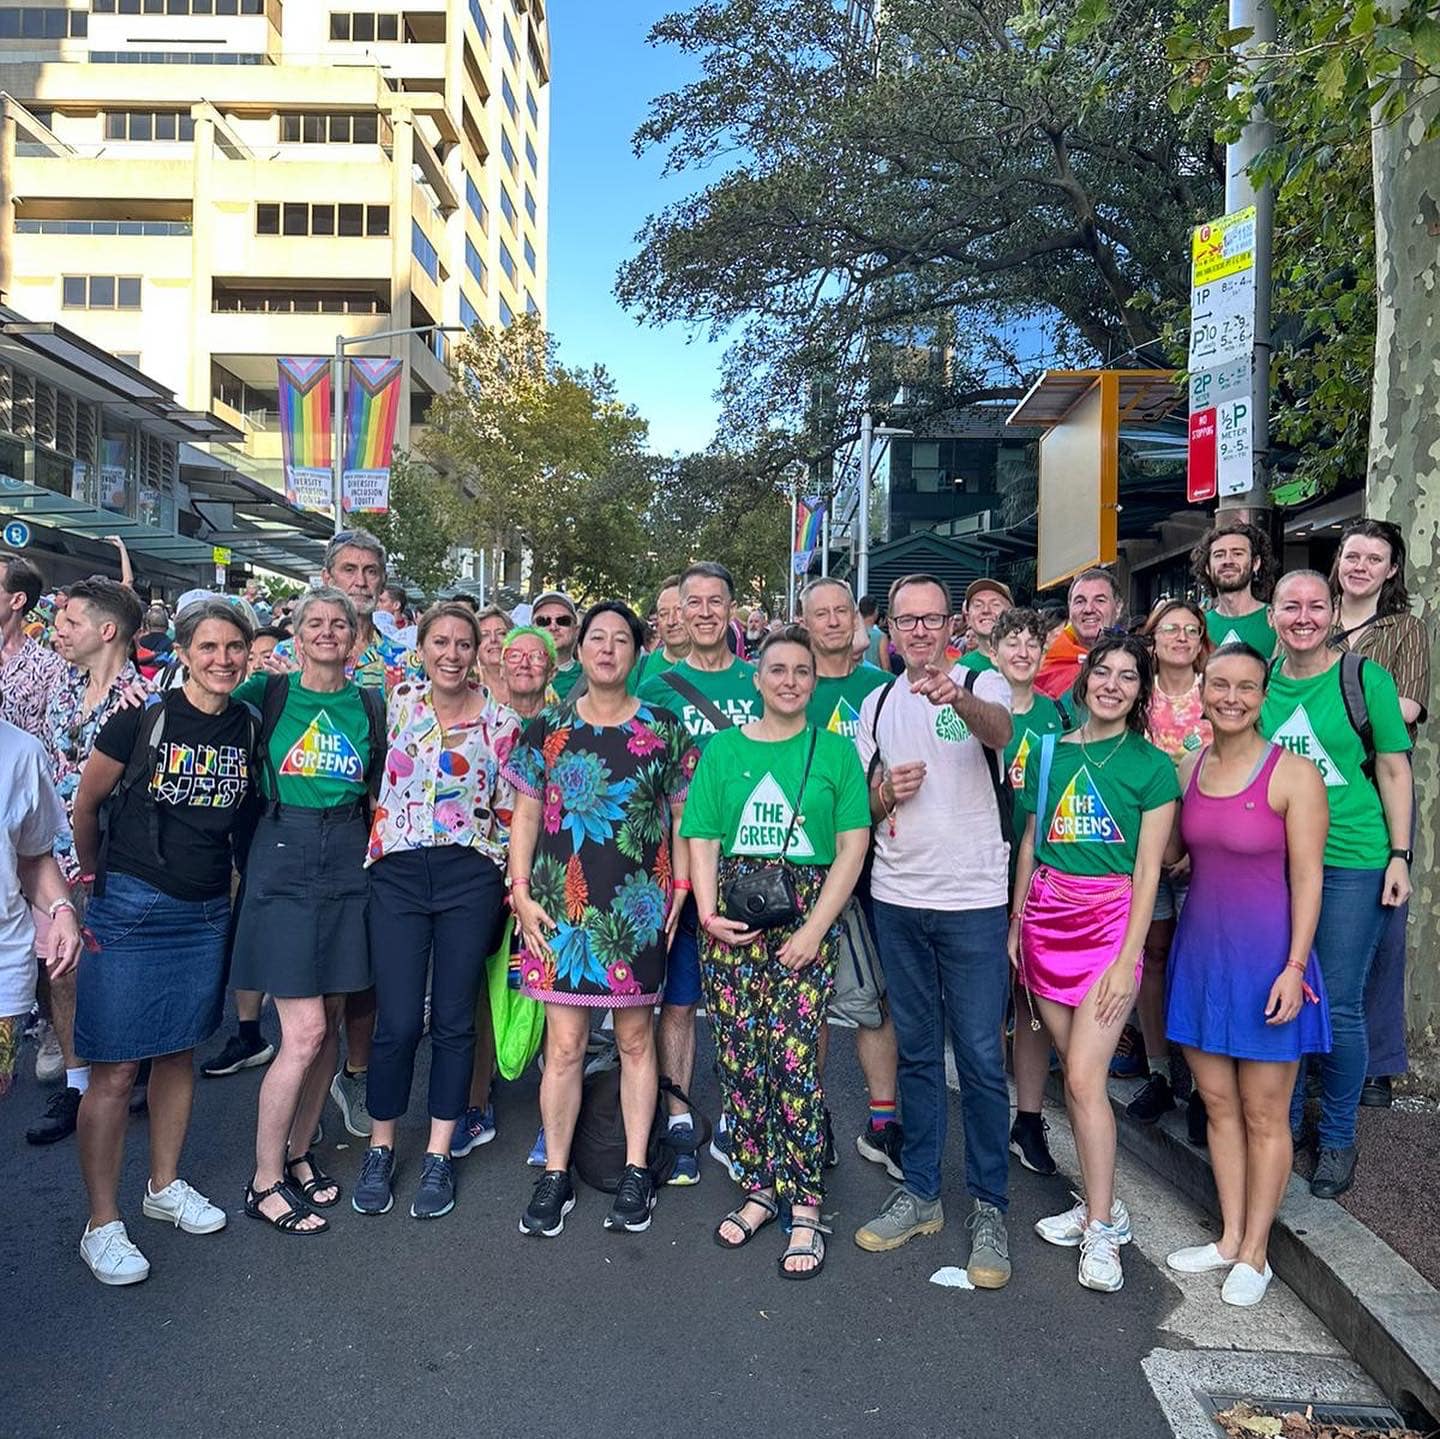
[1187,408,1218,503]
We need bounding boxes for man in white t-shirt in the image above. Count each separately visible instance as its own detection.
[852,573,1016,1290]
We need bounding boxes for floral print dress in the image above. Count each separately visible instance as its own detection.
[502,702,697,1007]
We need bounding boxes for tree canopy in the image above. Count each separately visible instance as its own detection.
[364,451,466,595]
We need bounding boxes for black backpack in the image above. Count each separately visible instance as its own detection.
[571,1066,712,1193]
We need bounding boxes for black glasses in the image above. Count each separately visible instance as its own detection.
[891,612,949,632]
[534,614,575,629]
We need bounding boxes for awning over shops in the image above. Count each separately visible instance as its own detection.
[181,454,332,579]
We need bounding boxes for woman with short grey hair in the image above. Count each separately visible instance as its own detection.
[229,586,383,1235]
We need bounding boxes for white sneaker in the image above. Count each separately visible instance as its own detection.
[141,1178,227,1234]
[1221,1261,1273,1307]
[34,1021,63,1084]
[1035,1191,1133,1248]
[1078,1219,1125,1292]
[1167,1241,1236,1274]
[80,1220,150,1286]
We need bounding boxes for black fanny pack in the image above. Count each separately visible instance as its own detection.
[721,728,817,930]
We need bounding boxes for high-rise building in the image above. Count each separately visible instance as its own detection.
[0,0,550,487]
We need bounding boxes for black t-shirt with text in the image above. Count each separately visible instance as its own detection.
[94,691,255,901]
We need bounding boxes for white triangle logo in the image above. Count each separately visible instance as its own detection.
[1269,703,1347,787]
[1218,628,1243,647]
[730,772,817,858]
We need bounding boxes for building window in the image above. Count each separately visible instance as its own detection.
[105,111,196,142]
[499,296,514,327]
[525,136,538,173]
[89,50,268,63]
[0,9,88,38]
[213,286,387,315]
[524,185,537,224]
[502,15,518,64]
[411,220,440,281]
[465,238,487,290]
[500,130,517,177]
[500,187,517,231]
[523,236,536,273]
[62,275,142,310]
[526,83,539,127]
[465,172,488,230]
[278,112,380,144]
[17,218,191,236]
[467,0,488,46]
[330,12,400,41]
[460,294,480,331]
[255,202,388,236]
[115,353,142,367]
[94,0,264,10]
[526,292,539,316]
[500,74,518,123]
[498,241,515,284]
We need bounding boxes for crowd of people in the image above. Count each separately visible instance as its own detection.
[0,513,1426,1304]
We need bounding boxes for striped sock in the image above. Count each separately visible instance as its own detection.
[869,1099,897,1132]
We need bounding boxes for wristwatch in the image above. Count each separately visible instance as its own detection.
[1390,847,1413,863]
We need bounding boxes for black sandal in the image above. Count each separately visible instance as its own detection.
[713,1191,780,1250]
[245,1179,329,1235]
[777,1220,827,1280]
[285,1149,340,1208]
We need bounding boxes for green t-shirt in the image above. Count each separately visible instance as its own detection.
[628,648,680,696]
[234,672,372,807]
[1205,605,1277,659]
[680,725,870,865]
[1020,730,1179,876]
[808,666,890,743]
[1260,658,1410,868]
[551,661,583,701]
[958,651,996,674]
[636,658,762,749]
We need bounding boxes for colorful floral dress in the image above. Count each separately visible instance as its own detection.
[502,702,697,1007]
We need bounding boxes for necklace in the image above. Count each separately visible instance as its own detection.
[1078,725,1129,769]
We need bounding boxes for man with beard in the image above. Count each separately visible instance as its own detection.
[1034,569,1123,699]
[1191,519,1277,658]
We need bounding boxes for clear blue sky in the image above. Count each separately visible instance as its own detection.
[545,3,724,457]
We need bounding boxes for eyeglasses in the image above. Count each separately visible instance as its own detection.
[504,650,549,667]
[1156,623,1203,639]
[534,614,575,629]
[891,612,948,632]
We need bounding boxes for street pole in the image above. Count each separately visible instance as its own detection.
[857,409,873,599]
[1218,0,1275,522]
[820,501,830,578]
[787,482,798,620]
[331,333,345,536]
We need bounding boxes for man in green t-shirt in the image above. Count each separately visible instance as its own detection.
[1191,519,1278,658]
[1259,569,1412,1201]
[636,561,761,1176]
[800,577,903,1175]
[629,574,690,696]
[532,591,582,699]
[956,578,1013,674]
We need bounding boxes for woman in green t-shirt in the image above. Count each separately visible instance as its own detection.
[1010,636,1179,1295]
[230,587,378,1236]
[683,627,870,1280]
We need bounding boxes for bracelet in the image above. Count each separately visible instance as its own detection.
[509,876,530,889]
[699,912,718,931]
[1286,959,1307,975]
[48,898,77,920]
[78,874,95,886]
[672,878,692,893]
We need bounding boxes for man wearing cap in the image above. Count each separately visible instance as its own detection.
[957,579,1014,674]
[532,590,582,700]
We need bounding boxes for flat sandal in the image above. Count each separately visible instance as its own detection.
[713,1190,780,1250]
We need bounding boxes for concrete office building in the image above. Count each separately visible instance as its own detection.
[0,0,550,510]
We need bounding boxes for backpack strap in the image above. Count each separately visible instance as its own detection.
[863,677,897,788]
[963,669,1015,849]
[359,685,387,796]
[253,671,290,808]
[661,670,734,735]
[94,698,168,896]
[1338,651,1376,781]
[1036,733,1057,844]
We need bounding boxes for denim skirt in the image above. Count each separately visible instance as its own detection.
[74,871,230,1064]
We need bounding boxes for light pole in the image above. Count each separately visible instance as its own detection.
[855,412,911,599]
[331,323,463,535]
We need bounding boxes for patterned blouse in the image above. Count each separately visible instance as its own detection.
[1147,677,1212,763]
[366,679,519,867]
[0,636,68,741]
[275,626,423,695]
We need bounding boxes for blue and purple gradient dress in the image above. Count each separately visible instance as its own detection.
[1166,744,1331,1061]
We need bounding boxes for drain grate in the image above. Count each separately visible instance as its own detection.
[1203,1393,1413,1432]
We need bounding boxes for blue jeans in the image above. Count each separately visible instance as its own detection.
[1292,866,1389,1148]
[871,900,1011,1210]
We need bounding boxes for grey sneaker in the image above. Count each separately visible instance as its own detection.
[965,1201,1011,1288]
[329,1068,373,1138]
[854,1186,944,1252]
[1310,1145,1357,1199]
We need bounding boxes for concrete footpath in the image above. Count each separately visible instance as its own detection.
[1105,1074,1440,1428]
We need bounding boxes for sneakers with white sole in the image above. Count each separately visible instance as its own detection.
[1078,1219,1125,1292]
[1166,1240,1235,1274]
[34,1020,64,1084]
[1221,1261,1273,1307]
[141,1178,227,1234]
[1035,1191,1132,1248]
[80,1220,151,1286]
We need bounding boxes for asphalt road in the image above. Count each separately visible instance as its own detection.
[1,1022,1178,1439]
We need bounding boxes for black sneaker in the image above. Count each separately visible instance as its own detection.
[202,1033,276,1078]
[856,1120,905,1181]
[1187,1092,1209,1148]
[520,1169,576,1237]
[1311,1145,1357,1199]
[822,1108,838,1169]
[352,1144,395,1215]
[26,1086,81,1145]
[604,1164,656,1233]
[1126,1073,1176,1125]
[411,1152,455,1220]
[1360,1075,1393,1108]
[1008,1113,1057,1175]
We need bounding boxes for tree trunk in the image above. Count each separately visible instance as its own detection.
[1364,59,1440,1086]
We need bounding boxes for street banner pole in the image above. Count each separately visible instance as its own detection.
[787,482,798,620]
[331,335,345,535]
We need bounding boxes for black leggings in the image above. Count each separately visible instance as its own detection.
[366,847,505,1123]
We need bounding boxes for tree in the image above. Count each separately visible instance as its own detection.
[364,451,465,595]
[421,315,658,601]
[621,0,1225,466]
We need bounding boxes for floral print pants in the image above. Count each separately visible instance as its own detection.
[701,859,837,1206]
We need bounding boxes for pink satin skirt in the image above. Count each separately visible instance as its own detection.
[1019,865,1141,1007]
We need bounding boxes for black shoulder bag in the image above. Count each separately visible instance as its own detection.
[721,727,818,930]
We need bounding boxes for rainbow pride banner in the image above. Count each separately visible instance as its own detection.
[341,357,404,514]
[792,494,825,575]
[277,358,333,512]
